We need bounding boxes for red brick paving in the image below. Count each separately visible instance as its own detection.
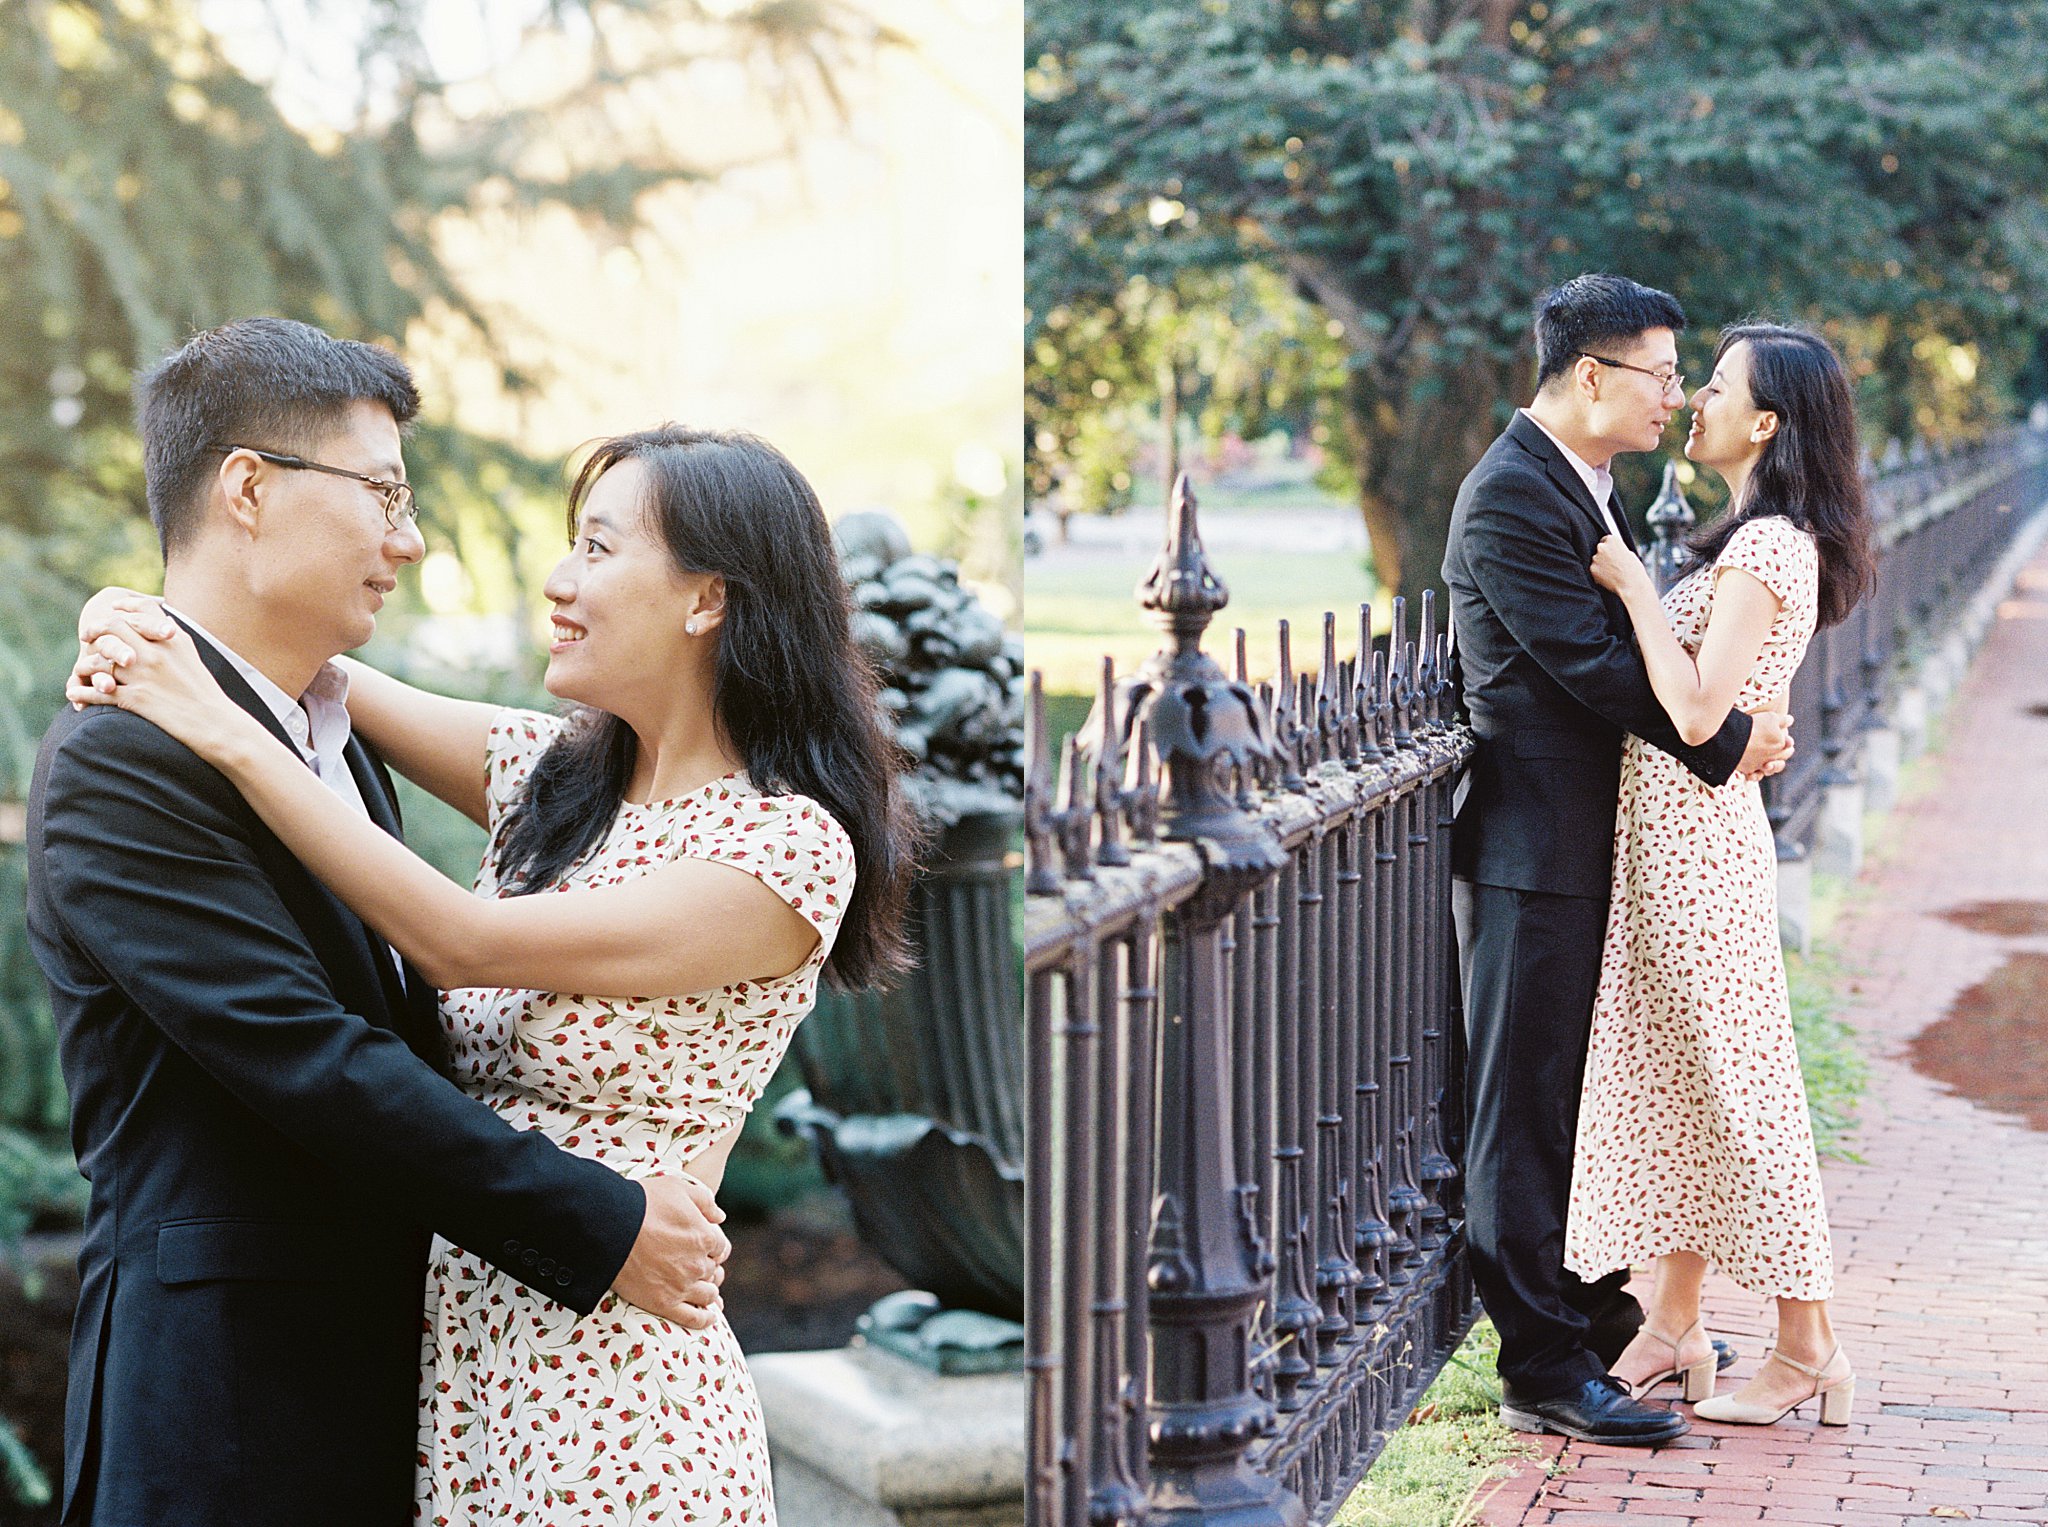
[1473,553,2048,1527]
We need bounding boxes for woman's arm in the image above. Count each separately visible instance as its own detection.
[73,585,501,827]
[226,734,820,994]
[1589,536,1782,748]
[331,657,498,828]
[86,618,822,997]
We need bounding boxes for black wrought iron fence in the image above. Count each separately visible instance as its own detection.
[1023,480,1476,1527]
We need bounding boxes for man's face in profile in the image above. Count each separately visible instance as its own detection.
[237,399,424,657]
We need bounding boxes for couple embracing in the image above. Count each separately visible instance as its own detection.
[32,317,917,1523]
[1446,274,1873,1445]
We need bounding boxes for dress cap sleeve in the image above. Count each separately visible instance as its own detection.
[1717,515,1816,607]
[483,708,569,834]
[683,783,858,967]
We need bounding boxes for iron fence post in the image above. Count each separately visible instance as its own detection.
[1122,476,1304,1527]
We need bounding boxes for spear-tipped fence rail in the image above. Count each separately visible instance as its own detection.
[1023,420,2048,1527]
[1024,476,1474,1527]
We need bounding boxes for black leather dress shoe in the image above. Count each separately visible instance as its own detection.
[1499,1376,1690,1445]
[1713,1338,1738,1373]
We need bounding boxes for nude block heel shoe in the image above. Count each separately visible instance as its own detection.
[1818,1376,1856,1426]
[1693,1344,1854,1426]
[1622,1318,1717,1402]
[1678,1350,1718,1404]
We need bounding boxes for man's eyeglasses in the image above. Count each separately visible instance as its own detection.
[1576,353,1685,396]
[212,445,418,530]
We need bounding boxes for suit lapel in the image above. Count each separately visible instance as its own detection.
[346,735,401,838]
[175,620,428,1048]
[184,622,302,757]
[341,738,446,1067]
[341,737,434,1028]
[1605,485,1640,553]
[1501,413,1640,625]
[1507,411,1618,543]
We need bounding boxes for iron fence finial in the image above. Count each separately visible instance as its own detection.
[1137,473,1231,652]
[1645,461,1696,592]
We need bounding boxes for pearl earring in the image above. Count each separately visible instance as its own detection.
[685,620,699,635]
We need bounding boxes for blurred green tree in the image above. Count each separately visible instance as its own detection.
[1028,265,1347,526]
[0,0,883,757]
[1028,0,2048,600]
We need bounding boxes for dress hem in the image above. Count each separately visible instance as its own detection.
[1565,1241,1835,1304]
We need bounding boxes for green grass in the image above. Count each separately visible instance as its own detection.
[1036,690,1094,771]
[1333,1319,1537,1527]
[1024,548,1378,631]
[1024,548,1385,696]
[1198,481,1358,512]
[1787,939,1869,1163]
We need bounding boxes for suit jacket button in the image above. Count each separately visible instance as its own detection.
[556,1270,573,1287]
[522,1248,539,1267]
[503,1239,521,1256]
[538,1257,556,1278]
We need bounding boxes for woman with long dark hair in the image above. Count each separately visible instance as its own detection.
[72,425,917,1522]
[1568,324,1874,1428]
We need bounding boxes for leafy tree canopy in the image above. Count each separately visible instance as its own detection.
[1029,0,2048,598]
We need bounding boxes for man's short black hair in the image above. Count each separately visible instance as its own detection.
[135,317,421,557]
[1533,274,1687,392]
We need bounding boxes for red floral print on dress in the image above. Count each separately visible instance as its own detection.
[1566,516,1836,1302]
[415,708,856,1524]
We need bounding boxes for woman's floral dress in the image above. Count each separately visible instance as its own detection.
[1566,516,1835,1301]
[415,709,854,1524]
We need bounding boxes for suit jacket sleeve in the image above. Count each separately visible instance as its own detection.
[39,711,644,1314]
[1461,475,1752,786]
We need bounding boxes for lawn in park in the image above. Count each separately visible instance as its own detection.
[1024,528,1386,708]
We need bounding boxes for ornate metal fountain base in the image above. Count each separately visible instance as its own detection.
[773,1093,1024,1317]
[856,1289,1026,1376]
[779,806,1027,1321]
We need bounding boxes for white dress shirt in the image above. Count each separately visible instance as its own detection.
[165,607,374,819]
[1520,409,1626,542]
[166,607,402,972]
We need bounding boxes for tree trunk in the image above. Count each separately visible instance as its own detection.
[1342,353,1522,611]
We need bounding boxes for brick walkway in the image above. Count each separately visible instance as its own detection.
[1474,550,2048,1527]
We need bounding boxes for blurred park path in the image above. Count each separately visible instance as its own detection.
[1475,549,2048,1525]
[1048,502,1368,559]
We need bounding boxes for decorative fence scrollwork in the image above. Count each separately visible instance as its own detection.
[1024,477,1477,1527]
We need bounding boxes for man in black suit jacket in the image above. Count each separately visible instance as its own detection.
[27,318,732,1525]
[1442,276,1794,1445]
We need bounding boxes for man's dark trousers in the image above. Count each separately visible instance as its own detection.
[1455,880,1639,1402]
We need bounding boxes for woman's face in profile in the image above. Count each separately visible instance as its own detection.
[1684,340,1769,472]
[540,457,705,711]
